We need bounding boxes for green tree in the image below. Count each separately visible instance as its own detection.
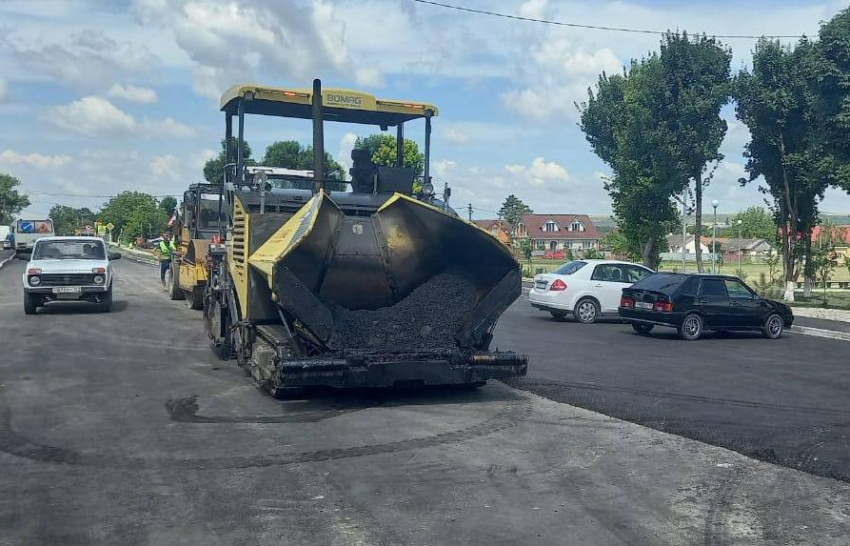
[578,56,681,268]
[203,138,253,184]
[498,194,532,227]
[159,196,177,216]
[600,229,630,257]
[810,221,840,304]
[0,173,30,225]
[657,32,732,272]
[734,38,825,301]
[262,140,347,189]
[49,205,96,236]
[730,207,776,241]
[809,8,850,193]
[353,134,424,177]
[99,192,168,243]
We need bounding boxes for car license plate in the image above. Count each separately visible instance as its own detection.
[535,281,547,290]
[52,286,81,294]
[635,301,653,309]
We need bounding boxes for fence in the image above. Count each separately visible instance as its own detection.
[659,252,719,262]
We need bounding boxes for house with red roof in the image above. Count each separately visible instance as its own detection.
[472,219,511,244]
[511,214,601,257]
[811,224,850,260]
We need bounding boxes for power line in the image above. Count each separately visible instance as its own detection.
[410,0,807,39]
[27,191,183,199]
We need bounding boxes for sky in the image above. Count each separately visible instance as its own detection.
[1,0,848,221]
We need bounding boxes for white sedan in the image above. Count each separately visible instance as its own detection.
[529,259,654,323]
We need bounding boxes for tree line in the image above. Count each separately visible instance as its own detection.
[202,135,424,189]
[0,133,425,244]
[576,8,850,300]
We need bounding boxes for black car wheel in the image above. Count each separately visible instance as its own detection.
[574,298,599,324]
[100,288,113,313]
[762,313,784,339]
[631,322,654,335]
[167,264,185,300]
[23,292,38,315]
[549,310,567,321]
[678,313,703,341]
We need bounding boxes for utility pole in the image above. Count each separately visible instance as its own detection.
[681,188,688,273]
[711,199,719,274]
[467,203,473,222]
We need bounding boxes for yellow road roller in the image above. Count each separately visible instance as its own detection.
[204,79,527,396]
[166,182,224,309]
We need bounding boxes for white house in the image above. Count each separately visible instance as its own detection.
[666,234,710,254]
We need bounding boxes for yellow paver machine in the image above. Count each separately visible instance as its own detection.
[204,79,527,396]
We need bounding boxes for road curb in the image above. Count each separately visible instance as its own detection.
[790,325,850,343]
[116,250,158,268]
[0,255,14,271]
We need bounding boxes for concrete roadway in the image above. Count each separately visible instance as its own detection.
[1,258,849,545]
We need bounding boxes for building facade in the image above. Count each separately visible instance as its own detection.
[512,214,601,255]
[471,219,511,245]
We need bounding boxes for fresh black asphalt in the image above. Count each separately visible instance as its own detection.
[2,257,850,544]
[496,293,850,482]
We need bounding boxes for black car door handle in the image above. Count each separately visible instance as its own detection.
[729,301,740,307]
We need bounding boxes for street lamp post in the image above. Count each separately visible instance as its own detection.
[737,219,743,271]
[711,199,719,274]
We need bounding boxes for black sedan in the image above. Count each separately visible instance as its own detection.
[618,273,794,341]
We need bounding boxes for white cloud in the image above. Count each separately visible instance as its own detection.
[149,154,181,182]
[46,96,195,138]
[107,83,158,103]
[133,0,373,100]
[193,149,218,170]
[519,0,549,19]
[433,159,456,178]
[443,127,469,145]
[444,159,610,218]
[2,29,159,88]
[0,78,8,103]
[505,157,570,186]
[0,149,72,169]
[139,117,196,138]
[354,67,385,88]
[502,38,622,121]
[48,96,136,137]
[336,132,358,172]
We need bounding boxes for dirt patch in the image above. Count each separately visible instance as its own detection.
[329,270,477,353]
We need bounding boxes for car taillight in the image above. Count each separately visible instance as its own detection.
[620,296,634,308]
[550,279,567,291]
[653,301,673,312]
[92,267,106,274]
[27,268,41,275]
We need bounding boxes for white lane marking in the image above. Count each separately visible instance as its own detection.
[0,255,14,270]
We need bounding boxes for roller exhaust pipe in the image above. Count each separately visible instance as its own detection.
[312,78,324,194]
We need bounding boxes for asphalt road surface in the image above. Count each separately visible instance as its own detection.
[1,258,849,545]
[498,289,850,483]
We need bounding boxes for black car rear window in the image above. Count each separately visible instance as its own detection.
[631,273,686,294]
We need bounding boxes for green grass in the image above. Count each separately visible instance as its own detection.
[789,291,850,310]
[659,261,850,283]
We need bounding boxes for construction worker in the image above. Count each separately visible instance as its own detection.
[158,232,177,287]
